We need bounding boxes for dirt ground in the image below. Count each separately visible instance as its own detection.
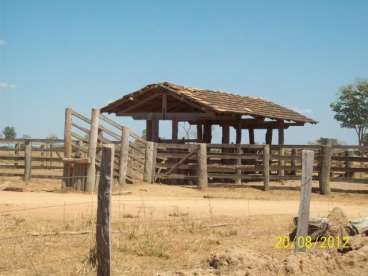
[1,177,368,275]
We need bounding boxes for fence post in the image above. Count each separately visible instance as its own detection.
[119,126,129,185]
[295,150,314,252]
[144,141,156,183]
[63,108,73,188]
[96,144,113,276]
[263,144,270,191]
[278,148,285,177]
[291,148,297,176]
[198,143,208,189]
[345,150,353,178]
[319,142,332,195]
[86,108,100,193]
[235,145,242,185]
[24,140,32,183]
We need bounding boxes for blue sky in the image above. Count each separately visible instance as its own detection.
[0,0,367,144]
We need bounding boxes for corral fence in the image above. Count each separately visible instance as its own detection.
[154,142,368,193]
[1,108,368,194]
[0,138,64,180]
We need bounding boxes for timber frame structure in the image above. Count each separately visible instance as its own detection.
[101,82,317,145]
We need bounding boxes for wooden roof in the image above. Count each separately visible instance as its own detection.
[101,82,317,124]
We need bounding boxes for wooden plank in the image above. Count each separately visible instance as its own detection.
[164,148,197,176]
[198,143,208,189]
[96,145,113,276]
[295,150,314,253]
[119,127,129,185]
[72,110,92,124]
[0,138,64,144]
[207,144,264,149]
[86,108,100,192]
[263,145,270,191]
[24,140,32,183]
[236,145,241,184]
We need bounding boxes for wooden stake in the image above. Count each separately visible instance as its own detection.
[203,123,212,143]
[24,140,32,183]
[295,150,314,253]
[198,143,208,189]
[291,148,297,176]
[86,108,100,193]
[263,144,270,191]
[197,124,203,142]
[222,123,230,144]
[96,144,113,276]
[236,145,242,185]
[265,128,273,145]
[63,108,73,187]
[119,127,129,185]
[319,142,332,195]
[279,148,285,177]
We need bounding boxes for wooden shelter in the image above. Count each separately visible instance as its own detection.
[101,82,316,144]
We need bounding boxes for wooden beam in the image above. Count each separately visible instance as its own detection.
[203,123,212,143]
[146,120,152,141]
[120,112,233,121]
[265,128,273,145]
[144,142,157,183]
[263,145,270,191]
[197,124,203,142]
[319,142,332,195]
[119,92,161,113]
[172,120,178,142]
[162,94,167,118]
[222,123,230,144]
[248,128,255,144]
[152,119,159,142]
[24,140,32,183]
[235,123,242,144]
[278,124,285,145]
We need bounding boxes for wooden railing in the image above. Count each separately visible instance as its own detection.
[0,139,65,180]
[154,143,368,192]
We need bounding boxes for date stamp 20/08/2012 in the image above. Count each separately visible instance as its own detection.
[275,236,350,250]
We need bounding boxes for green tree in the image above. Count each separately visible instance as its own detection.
[309,137,343,146]
[330,80,368,145]
[2,126,16,139]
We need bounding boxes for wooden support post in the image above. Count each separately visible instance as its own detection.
[24,140,32,183]
[319,142,332,195]
[63,108,73,187]
[248,128,255,144]
[162,94,167,116]
[291,148,297,176]
[119,126,129,185]
[279,148,285,177]
[96,144,113,276]
[263,144,270,191]
[236,145,242,185]
[236,124,242,144]
[86,108,100,193]
[278,127,284,145]
[265,128,273,145]
[222,123,230,144]
[295,150,314,253]
[144,142,156,183]
[197,124,203,142]
[152,119,159,142]
[197,143,208,189]
[203,123,212,143]
[172,120,178,142]
[146,120,152,141]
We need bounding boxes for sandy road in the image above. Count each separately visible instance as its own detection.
[1,185,367,221]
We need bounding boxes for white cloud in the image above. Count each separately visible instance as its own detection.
[0,40,6,46]
[0,82,16,92]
